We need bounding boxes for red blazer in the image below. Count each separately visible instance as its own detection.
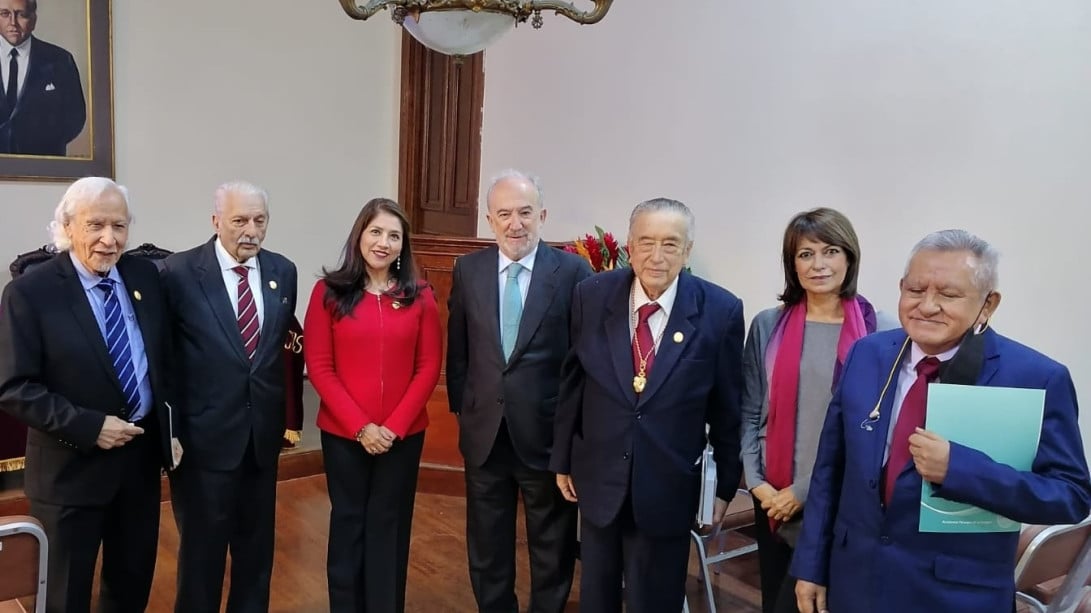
[304,280,442,440]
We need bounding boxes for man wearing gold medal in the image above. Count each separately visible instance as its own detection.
[551,197,745,613]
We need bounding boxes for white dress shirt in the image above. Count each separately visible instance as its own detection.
[629,276,679,352]
[883,342,959,461]
[0,37,31,100]
[215,238,265,330]
[497,244,538,330]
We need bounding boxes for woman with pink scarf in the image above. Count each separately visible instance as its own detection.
[740,207,892,613]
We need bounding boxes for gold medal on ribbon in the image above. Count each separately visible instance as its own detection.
[633,374,647,393]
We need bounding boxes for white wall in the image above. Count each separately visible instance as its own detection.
[0,0,402,308]
[481,2,1091,443]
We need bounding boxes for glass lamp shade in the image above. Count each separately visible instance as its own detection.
[402,9,515,55]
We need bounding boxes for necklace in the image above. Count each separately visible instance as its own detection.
[630,284,667,393]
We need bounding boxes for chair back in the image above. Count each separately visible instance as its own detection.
[0,515,47,612]
[1015,520,1091,590]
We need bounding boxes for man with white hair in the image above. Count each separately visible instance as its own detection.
[0,177,179,612]
[447,169,592,612]
[792,229,1091,613]
[162,181,297,613]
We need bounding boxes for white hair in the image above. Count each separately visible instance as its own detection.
[629,197,695,242]
[214,180,269,215]
[485,169,544,211]
[49,177,131,251]
[905,229,1000,292]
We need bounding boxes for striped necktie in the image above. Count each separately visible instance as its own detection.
[234,266,260,360]
[96,279,140,418]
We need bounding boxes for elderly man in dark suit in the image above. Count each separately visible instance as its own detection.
[447,169,593,613]
[162,181,298,613]
[551,198,745,613]
[0,177,179,613]
[0,0,86,155]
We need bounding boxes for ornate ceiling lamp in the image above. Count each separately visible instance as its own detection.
[339,1,614,56]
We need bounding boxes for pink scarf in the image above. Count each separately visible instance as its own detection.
[763,296,875,531]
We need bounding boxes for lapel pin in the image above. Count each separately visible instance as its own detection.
[133,290,142,301]
[673,331,684,343]
[269,280,278,290]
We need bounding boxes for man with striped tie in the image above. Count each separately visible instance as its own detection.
[0,177,179,612]
[162,181,297,613]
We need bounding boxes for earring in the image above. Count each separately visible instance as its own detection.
[395,256,401,272]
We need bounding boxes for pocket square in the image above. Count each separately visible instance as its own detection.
[45,83,56,91]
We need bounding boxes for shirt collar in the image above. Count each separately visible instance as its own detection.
[908,341,960,369]
[631,275,680,319]
[215,236,259,272]
[69,251,122,291]
[497,242,539,275]
[0,36,32,59]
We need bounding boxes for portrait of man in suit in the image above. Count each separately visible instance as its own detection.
[0,177,179,612]
[551,198,745,613]
[446,169,593,613]
[792,229,1091,613]
[162,181,298,613]
[0,0,87,156]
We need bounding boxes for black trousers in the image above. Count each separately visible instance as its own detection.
[752,496,801,613]
[464,425,577,613]
[170,437,278,613]
[31,434,161,613]
[578,495,691,613]
[322,429,425,613]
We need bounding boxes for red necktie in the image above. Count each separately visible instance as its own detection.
[632,302,661,380]
[883,356,941,506]
[234,266,260,361]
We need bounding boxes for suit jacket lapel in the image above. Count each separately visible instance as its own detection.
[474,246,504,363]
[636,273,698,408]
[505,243,559,368]
[975,329,1001,386]
[196,240,250,364]
[604,272,638,405]
[871,331,910,478]
[57,256,123,395]
[254,252,284,363]
[12,41,47,117]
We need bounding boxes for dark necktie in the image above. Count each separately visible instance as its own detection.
[4,49,17,118]
[96,279,140,418]
[234,266,260,360]
[631,302,661,393]
[883,356,942,505]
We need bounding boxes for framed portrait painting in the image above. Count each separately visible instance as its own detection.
[0,0,113,181]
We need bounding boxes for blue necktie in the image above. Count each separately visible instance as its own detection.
[97,279,140,418]
[501,263,524,360]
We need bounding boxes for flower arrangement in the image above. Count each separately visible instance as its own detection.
[564,226,629,272]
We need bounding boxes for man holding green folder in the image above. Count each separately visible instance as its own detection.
[792,229,1091,613]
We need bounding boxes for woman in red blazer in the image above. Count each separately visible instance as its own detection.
[304,198,442,613]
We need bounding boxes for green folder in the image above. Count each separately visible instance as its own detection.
[919,383,1045,533]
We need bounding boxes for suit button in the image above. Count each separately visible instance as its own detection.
[868,479,877,489]
[496,397,504,405]
[623,452,630,460]
[636,414,642,420]
[880,536,892,545]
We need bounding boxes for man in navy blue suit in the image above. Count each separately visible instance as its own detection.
[0,0,87,155]
[793,229,1091,613]
[550,198,745,613]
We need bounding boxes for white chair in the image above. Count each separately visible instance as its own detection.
[1014,516,1091,613]
[0,515,48,613]
[687,445,758,613]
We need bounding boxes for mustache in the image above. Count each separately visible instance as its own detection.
[237,237,260,246]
